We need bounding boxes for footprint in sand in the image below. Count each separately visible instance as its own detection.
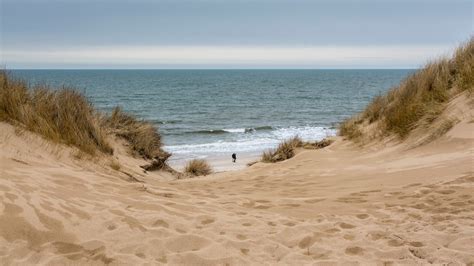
[343,234,355,240]
[267,221,277,226]
[135,252,146,258]
[103,220,117,231]
[4,192,18,201]
[387,238,404,247]
[435,189,456,195]
[409,241,424,247]
[345,246,364,255]
[236,234,247,240]
[53,241,114,264]
[325,228,341,234]
[410,203,428,210]
[336,196,367,203]
[240,248,250,255]
[175,228,187,234]
[242,201,255,208]
[409,248,428,260]
[200,218,215,225]
[356,214,369,219]
[339,222,356,229]
[53,241,84,254]
[403,183,422,188]
[283,203,301,207]
[153,219,169,228]
[408,213,422,220]
[387,191,403,196]
[360,189,382,193]
[450,201,467,207]
[368,231,387,241]
[350,192,368,197]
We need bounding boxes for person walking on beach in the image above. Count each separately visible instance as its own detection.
[232,153,237,163]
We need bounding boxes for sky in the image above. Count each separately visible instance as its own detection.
[1,0,472,69]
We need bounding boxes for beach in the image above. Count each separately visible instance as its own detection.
[1,90,473,264]
[167,151,260,172]
[2,0,473,264]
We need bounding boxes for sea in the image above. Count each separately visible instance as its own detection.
[11,69,413,170]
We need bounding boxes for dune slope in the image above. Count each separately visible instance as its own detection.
[1,91,473,264]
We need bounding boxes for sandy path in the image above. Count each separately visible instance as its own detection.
[0,115,473,264]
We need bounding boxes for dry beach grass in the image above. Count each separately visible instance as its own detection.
[184,159,213,177]
[340,37,473,141]
[0,71,112,155]
[0,70,169,167]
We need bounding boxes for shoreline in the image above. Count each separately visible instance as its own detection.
[167,151,261,172]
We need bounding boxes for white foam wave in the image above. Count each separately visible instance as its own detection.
[164,126,336,156]
[223,128,246,133]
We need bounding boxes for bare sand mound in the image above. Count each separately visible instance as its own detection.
[1,93,473,264]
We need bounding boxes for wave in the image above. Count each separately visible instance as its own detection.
[223,126,273,133]
[223,128,246,133]
[192,129,228,135]
[180,126,274,135]
[150,119,182,125]
[164,126,337,155]
[248,126,274,131]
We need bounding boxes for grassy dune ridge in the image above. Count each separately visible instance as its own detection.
[261,136,304,163]
[103,107,170,161]
[0,70,169,166]
[340,37,473,140]
[261,136,333,163]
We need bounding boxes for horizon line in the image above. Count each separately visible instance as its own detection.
[7,68,418,70]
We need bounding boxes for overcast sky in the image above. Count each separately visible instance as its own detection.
[1,0,472,69]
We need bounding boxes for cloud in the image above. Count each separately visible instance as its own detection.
[2,45,454,69]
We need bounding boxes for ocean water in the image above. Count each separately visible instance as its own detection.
[11,69,412,167]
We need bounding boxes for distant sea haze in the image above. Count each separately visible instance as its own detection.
[12,69,413,163]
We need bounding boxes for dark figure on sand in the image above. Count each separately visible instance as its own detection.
[232,153,236,163]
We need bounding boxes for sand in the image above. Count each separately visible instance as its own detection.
[0,95,473,265]
[167,151,261,173]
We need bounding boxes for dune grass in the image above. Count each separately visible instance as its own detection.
[103,107,170,161]
[0,70,112,155]
[340,37,473,140]
[261,136,303,163]
[261,136,333,163]
[0,70,169,167]
[184,159,212,177]
[302,138,334,149]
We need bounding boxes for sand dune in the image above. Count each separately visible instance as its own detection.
[1,94,473,265]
